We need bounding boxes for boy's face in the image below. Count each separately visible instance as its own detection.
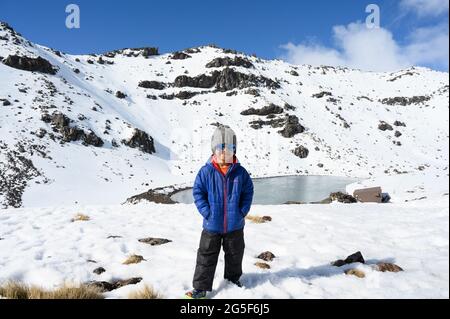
[214,144,235,165]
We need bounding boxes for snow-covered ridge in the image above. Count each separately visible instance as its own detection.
[0,21,448,208]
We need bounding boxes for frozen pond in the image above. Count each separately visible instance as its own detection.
[171,175,359,205]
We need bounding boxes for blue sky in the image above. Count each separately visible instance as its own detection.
[1,0,448,71]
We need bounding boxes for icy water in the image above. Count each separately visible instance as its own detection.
[171,175,359,205]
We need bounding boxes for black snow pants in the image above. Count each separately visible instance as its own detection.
[193,228,245,291]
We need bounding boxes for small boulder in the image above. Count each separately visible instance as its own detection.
[93,267,106,275]
[332,251,365,266]
[374,262,403,273]
[255,262,271,270]
[345,269,366,278]
[138,237,172,246]
[257,251,276,262]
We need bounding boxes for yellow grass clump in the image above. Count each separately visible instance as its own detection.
[127,284,164,299]
[0,281,104,299]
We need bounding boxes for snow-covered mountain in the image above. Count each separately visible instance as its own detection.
[0,21,448,208]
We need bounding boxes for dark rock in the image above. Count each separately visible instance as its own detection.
[278,115,305,138]
[394,131,402,138]
[73,68,80,74]
[3,55,58,75]
[174,67,279,92]
[257,251,276,262]
[115,91,127,99]
[394,121,406,127]
[381,96,430,106]
[332,251,365,266]
[241,103,284,116]
[312,91,332,98]
[159,93,175,100]
[175,91,198,100]
[87,277,142,292]
[83,130,104,147]
[138,80,166,90]
[329,192,357,203]
[290,70,299,76]
[138,237,172,246]
[3,99,11,106]
[170,51,191,60]
[292,145,309,158]
[206,56,253,68]
[93,267,106,275]
[121,128,155,154]
[378,121,393,131]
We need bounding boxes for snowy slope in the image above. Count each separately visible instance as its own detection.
[0,175,448,299]
[0,21,448,208]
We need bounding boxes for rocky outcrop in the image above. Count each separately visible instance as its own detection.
[87,277,142,292]
[278,115,305,138]
[3,55,58,75]
[312,91,332,99]
[170,51,191,60]
[121,128,155,154]
[206,56,253,68]
[380,95,430,106]
[292,146,309,159]
[41,112,104,147]
[329,192,357,203]
[115,91,127,99]
[174,67,280,92]
[378,121,393,131]
[138,80,166,90]
[240,104,284,116]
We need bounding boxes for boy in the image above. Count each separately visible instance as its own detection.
[185,125,254,299]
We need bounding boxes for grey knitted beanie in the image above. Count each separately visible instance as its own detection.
[211,125,237,154]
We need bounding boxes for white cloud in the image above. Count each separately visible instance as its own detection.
[400,0,449,17]
[405,23,449,70]
[280,23,408,72]
[280,22,449,72]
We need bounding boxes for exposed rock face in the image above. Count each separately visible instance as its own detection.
[381,96,430,106]
[0,145,47,208]
[174,67,280,92]
[138,80,166,90]
[312,91,332,98]
[255,262,271,269]
[115,91,127,99]
[104,47,159,58]
[170,51,191,60]
[240,104,284,116]
[329,192,357,203]
[206,56,254,68]
[394,120,406,127]
[93,267,106,275]
[292,146,309,159]
[121,128,155,154]
[378,121,393,131]
[3,55,58,75]
[41,112,104,147]
[278,115,305,138]
[87,277,142,292]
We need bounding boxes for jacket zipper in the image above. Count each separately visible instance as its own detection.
[223,177,227,234]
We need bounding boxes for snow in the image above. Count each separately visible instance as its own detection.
[0,173,448,299]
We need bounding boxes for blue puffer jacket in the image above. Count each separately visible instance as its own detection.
[193,156,254,234]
